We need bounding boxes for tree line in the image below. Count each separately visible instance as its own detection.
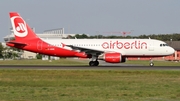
[0,43,42,60]
[0,43,20,59]
[68,33,180,41]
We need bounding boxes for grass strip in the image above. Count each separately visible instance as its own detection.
[0,59,180,66]
[0,59,88,66]
[0,70,180,101]
[126,60,180,66]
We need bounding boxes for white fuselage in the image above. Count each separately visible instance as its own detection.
[42,38,175,57]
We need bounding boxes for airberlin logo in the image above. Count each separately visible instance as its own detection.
[102,40,147,49]
[11,16,28,37]
[16,23,26,33]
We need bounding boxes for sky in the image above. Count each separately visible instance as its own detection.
[1,0,180,41]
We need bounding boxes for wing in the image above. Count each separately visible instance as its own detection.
[66,45,104,55]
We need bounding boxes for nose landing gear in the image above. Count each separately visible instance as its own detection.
[149,58,154,67]
[149,62,154,67]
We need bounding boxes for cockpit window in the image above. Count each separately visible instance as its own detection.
[160,43,168,47]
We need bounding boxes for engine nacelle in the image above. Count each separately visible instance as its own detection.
[99,53,126,63]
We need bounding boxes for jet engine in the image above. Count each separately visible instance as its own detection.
[98,53,126,63]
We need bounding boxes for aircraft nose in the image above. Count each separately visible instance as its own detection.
[169,47,175,55]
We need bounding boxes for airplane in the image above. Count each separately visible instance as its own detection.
[6,12,175,66]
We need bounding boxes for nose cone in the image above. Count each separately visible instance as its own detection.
[168,47,175,55]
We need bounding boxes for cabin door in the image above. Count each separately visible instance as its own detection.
[37,40,43,50]
[148,41,154,51]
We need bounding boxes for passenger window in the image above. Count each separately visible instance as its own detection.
[160,44,162,47]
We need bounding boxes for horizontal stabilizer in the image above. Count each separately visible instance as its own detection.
[6,41,27,47]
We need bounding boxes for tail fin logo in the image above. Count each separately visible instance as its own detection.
[16,23,26,33]
[11,16,28,37]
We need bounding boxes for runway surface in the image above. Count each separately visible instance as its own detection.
[0,65,179,70]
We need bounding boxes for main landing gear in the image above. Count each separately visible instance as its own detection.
[89,55,99,66]
[89,61,99,66]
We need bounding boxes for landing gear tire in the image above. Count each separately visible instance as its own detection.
[89,61,94,66]
[95,61,99,66]
[149,62,154,67]
[89,61,99,66]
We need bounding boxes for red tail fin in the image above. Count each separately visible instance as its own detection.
[9,12,38,41]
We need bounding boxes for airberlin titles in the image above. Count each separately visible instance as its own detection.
[102,40,147,49]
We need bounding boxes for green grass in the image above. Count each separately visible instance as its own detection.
[126,60,180,66]
[0,59,180,66]
[0,70,180,101]
[0,58,88,66]
[0,59,179,101]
